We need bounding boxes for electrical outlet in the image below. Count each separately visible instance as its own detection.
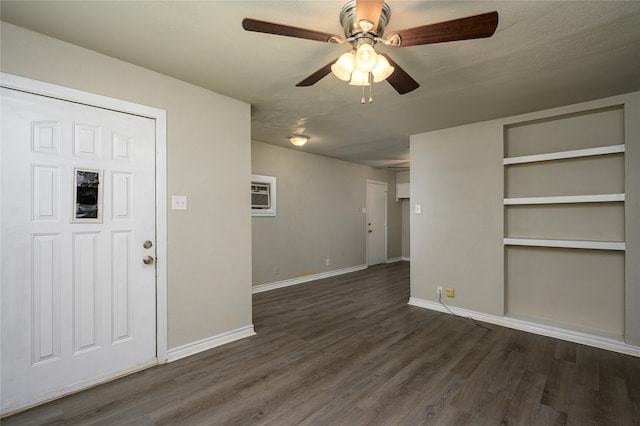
[437,286,443,295]
[325,258,331,266]
[447,287,455,298]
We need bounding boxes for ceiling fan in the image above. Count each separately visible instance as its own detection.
[242,0,498,97]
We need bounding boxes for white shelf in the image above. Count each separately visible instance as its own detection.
[396,182,410,201]
[504,144,625,165]
[504,238,625,251]
[504,193,625,205]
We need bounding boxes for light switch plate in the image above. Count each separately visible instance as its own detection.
[415,204,422,214]
[172,195,188,211]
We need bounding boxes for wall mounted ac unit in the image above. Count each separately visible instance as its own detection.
[251,174,276,217]
[251,183,271,209]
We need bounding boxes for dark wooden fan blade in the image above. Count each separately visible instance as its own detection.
[356,0,384,31]
[379,53,420,94]
[242,18,342,43]
[386,11,498,47]
[296,59,337,87]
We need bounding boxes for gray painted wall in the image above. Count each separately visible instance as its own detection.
[396,171,410,184]
[410,91,640,347]
[252,141,402,286]
[1,22,253,350]
[410,122,504,316]
[396,171,410,259]
[401,200,410,259]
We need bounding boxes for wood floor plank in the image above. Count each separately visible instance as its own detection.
[487,349,527,399]
[392,369,467,424]
[554,340,578,363]
[598,375,634,424]
[565,382,602,425]
[524,334,559,376]
[541,358,577,413]
[500,369,552,425]
[467,390,510,424]
[575,344,601,390]
[4,261,639,425]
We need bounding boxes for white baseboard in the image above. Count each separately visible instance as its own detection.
[166,325,256,363]
[252,264,367,294]
[408,297,640,357]
[386,257,403,263]
[401,256,410,262]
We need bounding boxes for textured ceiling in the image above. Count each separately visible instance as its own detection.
[2,1,640,168]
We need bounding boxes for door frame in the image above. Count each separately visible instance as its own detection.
[365,179,388,266]
[0,72,169,363]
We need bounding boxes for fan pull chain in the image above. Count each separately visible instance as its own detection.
[359,73,373,104]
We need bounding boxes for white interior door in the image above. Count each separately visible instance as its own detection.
[367,180,387,266]
[1,87,157,414]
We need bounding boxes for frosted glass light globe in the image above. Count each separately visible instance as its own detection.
[354,44,378,73]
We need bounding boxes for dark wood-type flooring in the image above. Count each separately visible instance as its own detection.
[4,262,639,425]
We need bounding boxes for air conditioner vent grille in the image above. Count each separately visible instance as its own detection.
[251,182,271,209]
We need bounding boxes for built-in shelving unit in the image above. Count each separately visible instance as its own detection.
[503,143,625,251]
[503,105,626,339]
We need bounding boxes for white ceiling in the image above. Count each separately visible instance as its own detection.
[2,1,640,168]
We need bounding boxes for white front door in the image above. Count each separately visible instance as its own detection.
[1,87,157,414]
[366,180,387,266]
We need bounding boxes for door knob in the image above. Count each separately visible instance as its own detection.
[143,255,155,265]
[143,240,153,249]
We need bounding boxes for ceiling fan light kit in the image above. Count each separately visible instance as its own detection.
[371,54,394,83]
[331,51,356,81]
[354,43,378,72]
[331,46,394,86]
[349,69,370,87]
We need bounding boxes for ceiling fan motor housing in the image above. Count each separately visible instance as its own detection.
[340,0,391,39]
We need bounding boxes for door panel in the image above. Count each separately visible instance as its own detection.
[1,88,157,414]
